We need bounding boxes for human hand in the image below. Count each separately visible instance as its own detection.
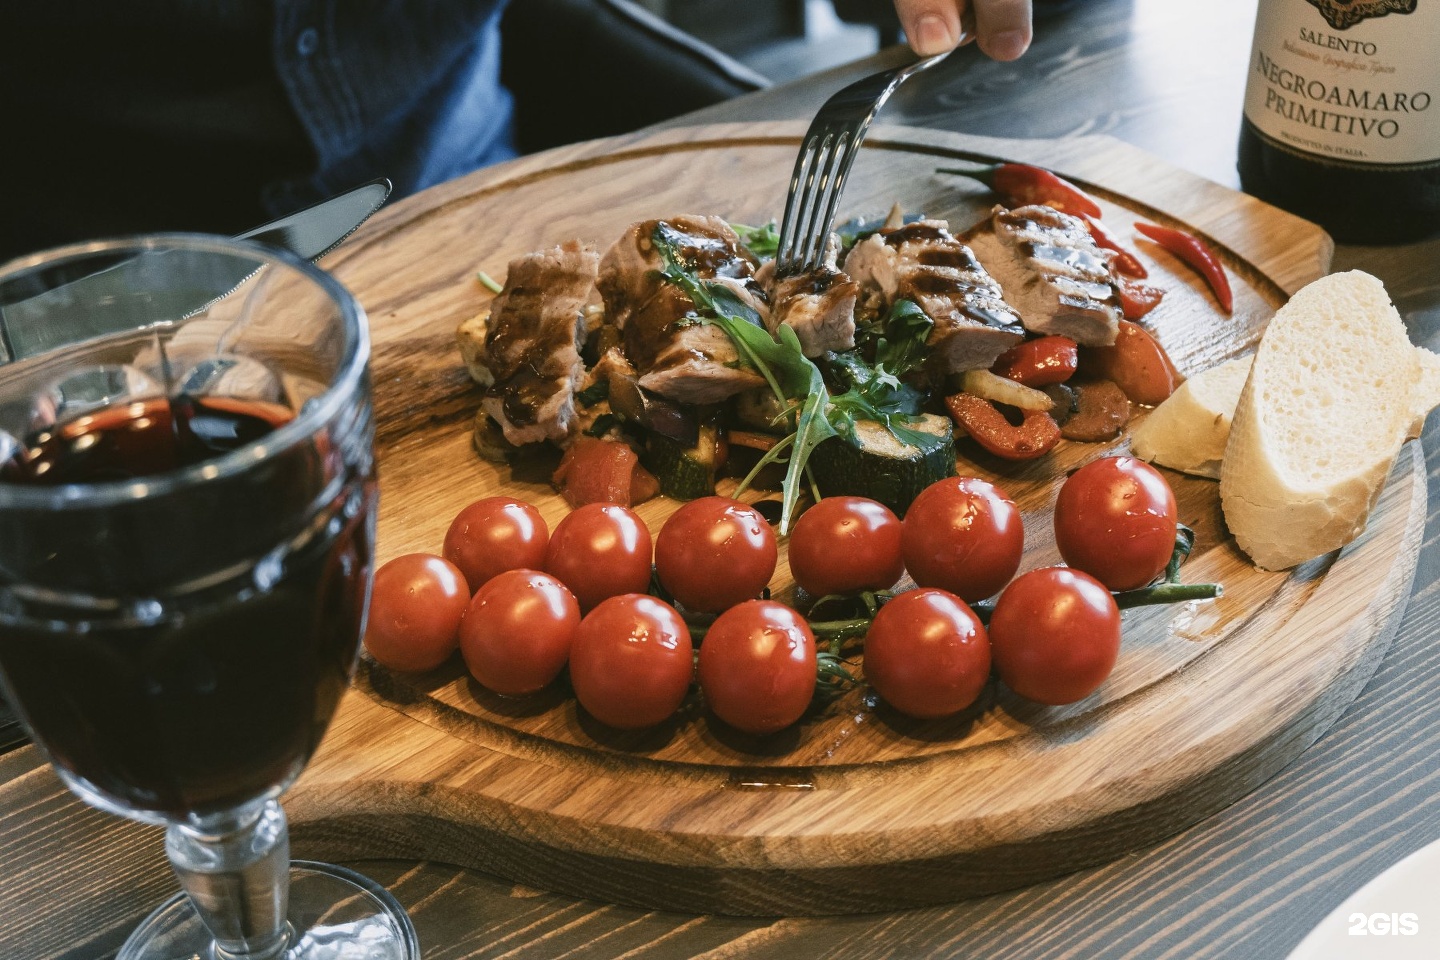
[892,0,1032,61]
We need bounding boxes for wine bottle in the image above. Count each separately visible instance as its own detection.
[1237,0,1440,244]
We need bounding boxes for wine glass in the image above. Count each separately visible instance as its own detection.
[0,235,419,959]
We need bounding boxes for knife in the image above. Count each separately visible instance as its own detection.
[0,178,392,363]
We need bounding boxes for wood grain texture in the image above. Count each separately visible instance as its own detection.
[7,0,1440,954]
[225,122,1415,915]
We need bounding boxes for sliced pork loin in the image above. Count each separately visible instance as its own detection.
[843,220,1025,373]
[597,215,767,404]
[968,204,1122,347]
[480,241,594,446]
[755,237,858,357]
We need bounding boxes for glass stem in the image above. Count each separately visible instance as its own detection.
[164,799,291,959]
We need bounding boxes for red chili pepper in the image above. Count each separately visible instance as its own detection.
[990,336,1079,387]
[1134,221,1233,313]
[944,393,1061,461]
[1115,275,1165,320]
[1082,216,1148,278]
[939,163,1102,219]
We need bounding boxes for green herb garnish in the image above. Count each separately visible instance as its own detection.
[651,224,941,534]
[476,270,504,294]
[730,221,781,260]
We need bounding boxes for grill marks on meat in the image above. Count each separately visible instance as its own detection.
[843,220,1025,373]
[756,238,859,357]
[481,241,594,446]
[597,216,766,404]
[968,204,1122,347]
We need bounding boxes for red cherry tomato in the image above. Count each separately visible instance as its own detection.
[569,594,693,730]
[364,554,469,672]
[863,588,991,719]
[458,569,579,696]
[697,600,816,735]
[443,497,548,593]
[788,496,904,597]
[544,503,653,611]
[901,477,1024,602]
[1054,456,1178,591]
[654,497,777,613]
[988,567,1120,705]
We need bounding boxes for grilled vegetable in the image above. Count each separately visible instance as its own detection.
[946,393,1062,460]
[960,369,1055,412]
[810,415,957,515]
[644,420,722,501]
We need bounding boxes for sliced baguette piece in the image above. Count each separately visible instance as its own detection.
[1220,270,1440,571]
[1130,355,1251,479]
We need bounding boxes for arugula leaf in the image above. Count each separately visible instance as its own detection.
[827,299,943,453]
[872,299,933,377]
[650,224,942,530]
[730,221,781,260]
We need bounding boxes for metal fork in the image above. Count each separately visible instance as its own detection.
[774,51,953,275]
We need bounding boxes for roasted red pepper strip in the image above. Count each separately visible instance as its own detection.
[1115,275,1165,320]
[938,163,1102,219]
[945,393,1061,461]
[1134,221,1233,313]
[1082,215,1148,278]
[990,335,1079,387]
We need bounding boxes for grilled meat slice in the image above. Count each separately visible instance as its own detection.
[480,241,594,446]
[755,237,858,357]
[844,220,1025,373]
[597,215,767,404]
[968,204,1122,347]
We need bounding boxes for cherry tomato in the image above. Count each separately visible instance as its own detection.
[863,588,990,719]
[569,594,693,730]
[654,497,777,613]
[788,497,904,597]
[698,600,816,735]
[1055,456,1178,591]
[458,569,579,696]
[901,478,1024,602]
[443,497,548,593]
[544,503,653,611]
[988,567,1120,705]
[364,554,469,672]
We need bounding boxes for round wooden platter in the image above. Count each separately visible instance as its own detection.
[283,122,1423,916]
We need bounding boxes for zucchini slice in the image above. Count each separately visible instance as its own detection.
[643,421,720,501]
[811,414,956,515]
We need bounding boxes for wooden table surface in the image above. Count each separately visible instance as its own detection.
[6,0,1440,957]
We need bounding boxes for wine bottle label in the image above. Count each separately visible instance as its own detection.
[1243,0,1440,165]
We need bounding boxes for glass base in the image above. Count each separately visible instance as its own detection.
[117,861,420,960]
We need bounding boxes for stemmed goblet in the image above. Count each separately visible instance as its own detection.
[0,235,418,959]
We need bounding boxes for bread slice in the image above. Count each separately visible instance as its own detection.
[1131,355,1252,479]
[1220,270,1440,570]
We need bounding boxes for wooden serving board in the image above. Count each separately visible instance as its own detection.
[283,122,1423,916]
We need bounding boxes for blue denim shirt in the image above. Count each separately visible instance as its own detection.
[0,1,516,258]
[265,0,517,215]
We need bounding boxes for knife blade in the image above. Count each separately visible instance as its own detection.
[0,178,392,363]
